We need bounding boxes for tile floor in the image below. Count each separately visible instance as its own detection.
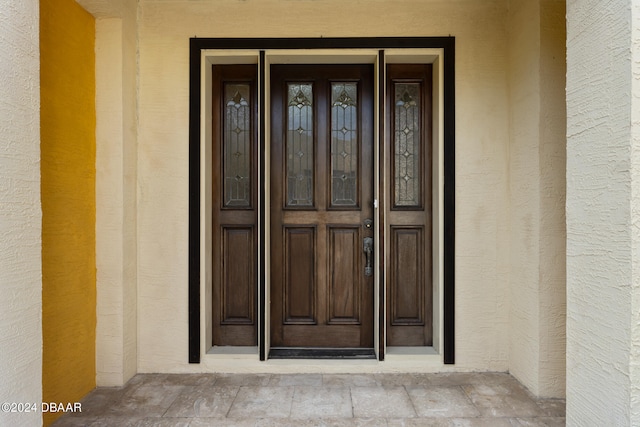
[52,373,565,426]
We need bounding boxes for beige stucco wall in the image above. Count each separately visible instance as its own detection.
[508,0,566,398]
[537,0,566,398]
[566,0,640,424]
[134,0,512,373]
[77,0,138,388]
[508,0,543,394]
[0,1,42,426]
[78,0,565,395]
[94,5,138,387]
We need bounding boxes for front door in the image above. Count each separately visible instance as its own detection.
[210,60,433,355]
[270,64,375,350]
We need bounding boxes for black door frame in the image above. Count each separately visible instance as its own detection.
[188,37,456,364]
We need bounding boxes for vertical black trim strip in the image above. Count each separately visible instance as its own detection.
[259,51,267,361]
[377,50,386,362]
[443,39,456,365]
[188,39,201,363]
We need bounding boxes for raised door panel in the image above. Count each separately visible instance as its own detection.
[221,226,255,325]
[390,227,424,325]
[328,226,362,325]
[284,226,317,324]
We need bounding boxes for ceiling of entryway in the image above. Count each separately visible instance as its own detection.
[75,0,126,18]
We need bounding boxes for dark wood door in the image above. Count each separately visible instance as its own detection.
[270,64,374,349]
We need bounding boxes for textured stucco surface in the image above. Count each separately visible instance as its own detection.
[94,0,138,388]
[633,0,640,419]
[0,1,42,426]
[508,0,543,395]
[40,0,96,424]
[537,0,566,399]
[566,0,638,424]
[507,0,566,398]
[134,0,512,373]
[79,0,565,396]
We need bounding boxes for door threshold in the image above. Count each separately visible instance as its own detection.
[269,348,376,360]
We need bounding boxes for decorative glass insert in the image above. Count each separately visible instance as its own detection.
[223,83,252,207]
[286,83,314,207]
[330,83,358,207]
[394,83,421,207]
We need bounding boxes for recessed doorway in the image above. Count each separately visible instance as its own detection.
[189,39,456,365]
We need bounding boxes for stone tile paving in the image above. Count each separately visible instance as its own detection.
[52,373,565,427]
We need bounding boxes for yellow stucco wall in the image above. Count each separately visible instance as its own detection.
[40,0,96,425]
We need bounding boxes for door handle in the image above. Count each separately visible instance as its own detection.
[363,237,373,277]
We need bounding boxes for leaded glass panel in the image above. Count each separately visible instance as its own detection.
[330,83,358,207]
[286,83,314,207]
[394,83,421,207]
[223,83,251,207]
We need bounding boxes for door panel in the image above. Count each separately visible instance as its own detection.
[385,64,433,346]
[284,226,316,324]
[270,64,374,349]
[390,226,424,323]
[328,226,362,324]
[221,226,255,324]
